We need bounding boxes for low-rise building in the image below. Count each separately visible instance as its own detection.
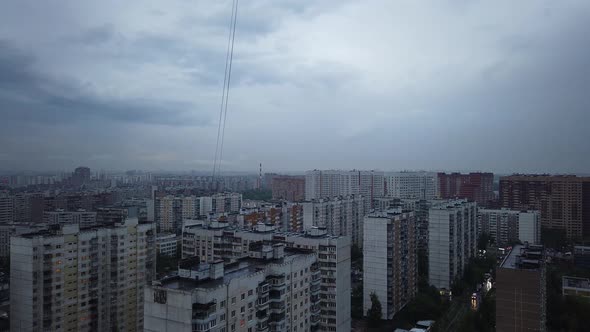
[562,276,590,298]
[574,246,590,269]
[156,233,179,257]
[478,209,540,246]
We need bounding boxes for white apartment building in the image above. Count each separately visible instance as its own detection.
[156,196,183,233]
[212,193,242,214]
[10,218,156,332]
[43,209,97,225]
[182,224,351,332]
[145,246,319,332]
[302,195,365,247]
[0,192,13,224]
[428,200,477,290]
[0,223,47,259]
[363,210,417,319]
[384,172,438,200]
[478,209,541,246]
[281,202,304,233]
[182,196,201,220]
[156,233,179,257]
[305,170,384,210]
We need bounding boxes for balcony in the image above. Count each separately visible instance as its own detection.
[310,284,321,295]
[256,322,269,332]
[269,303,285,314]
[256,296,269,309]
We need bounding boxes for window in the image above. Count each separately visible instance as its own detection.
[248,290,253,296]
[231,310,236,318]
[231,324,235,331]
[232,297,236,304]
[241,306,245,313]
[220,314,226,321]
[241,293,245,300]
[248,302,252,309]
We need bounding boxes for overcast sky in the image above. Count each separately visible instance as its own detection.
[1,0,590,174]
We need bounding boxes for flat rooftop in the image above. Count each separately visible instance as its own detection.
[159,250,309,291]
[500,244,543,270]
[563,276,590,290]
[161,263,259,291]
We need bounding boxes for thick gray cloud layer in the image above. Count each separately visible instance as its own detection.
[1,0,589,173]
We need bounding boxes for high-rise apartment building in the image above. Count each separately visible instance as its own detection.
[302,195,365,246]
[272,176,306,201]
[182,224,351,331]
[10,218,156,332]
[0,192,12,224]
[499,175,590,240]
[181,196,201,220]
[281,202,305,233]
[145,247,319,332]
[155,196,183,233]
[363,210,417,319]
[0,223,47,259]
[478,209,540,246]
[384,172,438,200]
[72,166,91,186]
[305,170,384,208]
[212,192,242,214]
[43,209,97,226]
[496,244,546,332]
[428,200,477,290]
[438,172,494,206]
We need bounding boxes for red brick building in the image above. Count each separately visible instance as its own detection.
[271,176,305,201]
[500,174,590,240]
[438,172,494,206]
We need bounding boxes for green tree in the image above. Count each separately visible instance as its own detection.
[367,292,383,327]
[351,244,363,262]
[351,285,363,319]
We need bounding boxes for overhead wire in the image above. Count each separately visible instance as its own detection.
[217,0,239,178]
[212,0,239,179]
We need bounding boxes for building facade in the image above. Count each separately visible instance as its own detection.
[156,233,179,257]
[0,192,12,224]
[305,170,384,209]
[10,218,156,332]
[302,195,365,246]
[496,244,546,332]
[43,210,97,226]
[384,172,438,200]
[363,210,417,319]
[145,247,319,332]
[478,209,540,246]
[272,176,305,201]
[499,175,590,240]
[438,172,494,206]
[428,200,477,290]
[182,224,351,331]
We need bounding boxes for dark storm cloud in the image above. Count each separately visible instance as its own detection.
[0,40,210,127]
[0,0,589,172]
